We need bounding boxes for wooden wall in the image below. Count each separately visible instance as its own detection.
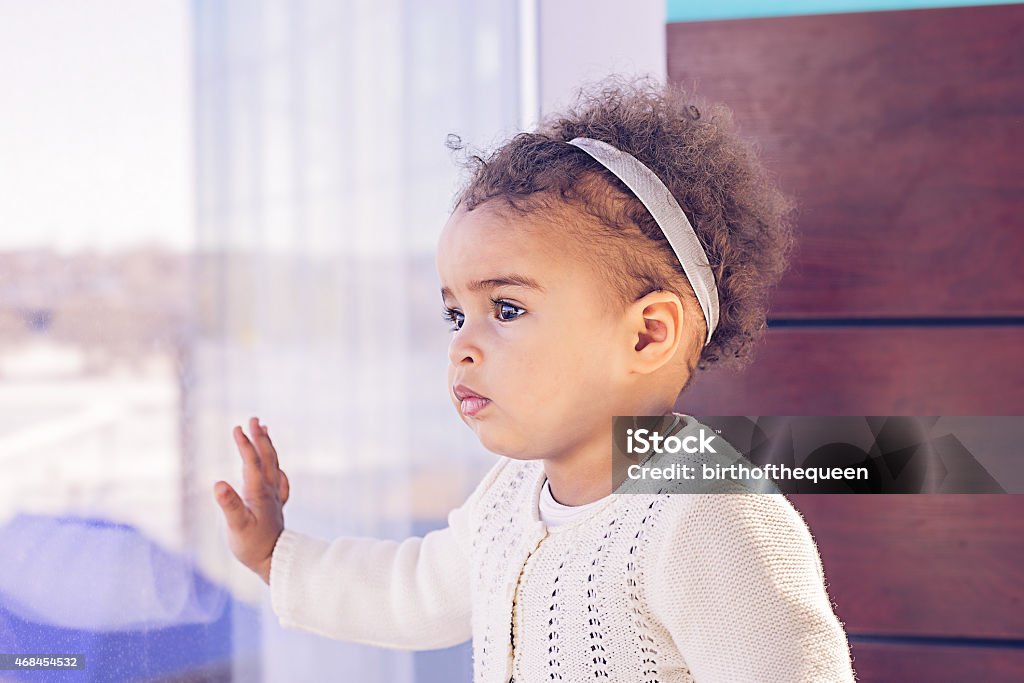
[668,4,1024,681]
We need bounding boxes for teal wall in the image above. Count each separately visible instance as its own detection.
[666,0,1021,22]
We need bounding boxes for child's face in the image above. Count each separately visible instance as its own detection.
[437,202,632,460]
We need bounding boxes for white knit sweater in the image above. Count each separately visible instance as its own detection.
[270,444,856,681]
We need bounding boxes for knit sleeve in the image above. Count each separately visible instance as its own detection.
[647,493,857,682]
[267,457,508,650]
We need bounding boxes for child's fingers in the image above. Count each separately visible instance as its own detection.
[248,417,266,459]
[252,420,281,478]
[233,425,265,497]
[214,481,253,532]
[278,468,290,504]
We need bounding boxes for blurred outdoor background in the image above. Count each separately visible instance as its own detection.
[1,0,1021,682]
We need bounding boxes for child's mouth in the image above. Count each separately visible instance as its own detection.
[461,397,491,417]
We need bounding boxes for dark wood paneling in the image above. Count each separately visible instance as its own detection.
[848,641,1024,683]
[679,327,1024,415]
[667,5,1024,317]
[792,495,1024,639]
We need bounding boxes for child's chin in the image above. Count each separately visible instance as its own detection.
[471,425,501,451]
[471,423,514,456]
[473,428,541,462]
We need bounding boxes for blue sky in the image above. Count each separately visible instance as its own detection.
[667,0,1020,22]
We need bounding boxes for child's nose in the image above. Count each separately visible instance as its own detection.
[447,322,482,365]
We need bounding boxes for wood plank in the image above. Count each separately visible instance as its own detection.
[679,327,1024,415]
[667,5,1024,317]
[848,641,1024,682]
[792,495,1024,639]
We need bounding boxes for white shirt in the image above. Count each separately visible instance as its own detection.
[538,478,610,527]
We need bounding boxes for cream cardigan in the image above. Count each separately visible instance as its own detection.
[269,444,856,681]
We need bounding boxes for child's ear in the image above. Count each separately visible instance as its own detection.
[627,291,685,374]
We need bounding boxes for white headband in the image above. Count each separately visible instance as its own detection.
[568,137,720,347]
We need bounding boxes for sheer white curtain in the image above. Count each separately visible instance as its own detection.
[189,0,521,680]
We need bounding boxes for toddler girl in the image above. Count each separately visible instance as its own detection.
[214,76,857,682]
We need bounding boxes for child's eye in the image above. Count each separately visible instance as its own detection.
[492,298,526,322]
[441,307,464,331]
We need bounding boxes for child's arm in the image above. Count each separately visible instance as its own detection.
[267,487,483,650]
[215,417,505,650]
[648,494,857,682]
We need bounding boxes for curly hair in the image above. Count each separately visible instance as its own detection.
[445,75,796,385]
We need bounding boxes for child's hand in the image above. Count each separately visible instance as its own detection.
[214,417,290,585]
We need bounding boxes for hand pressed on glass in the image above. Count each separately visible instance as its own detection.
[214,416,290,585]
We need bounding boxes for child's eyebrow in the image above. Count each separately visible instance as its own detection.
[440,274,544,300]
